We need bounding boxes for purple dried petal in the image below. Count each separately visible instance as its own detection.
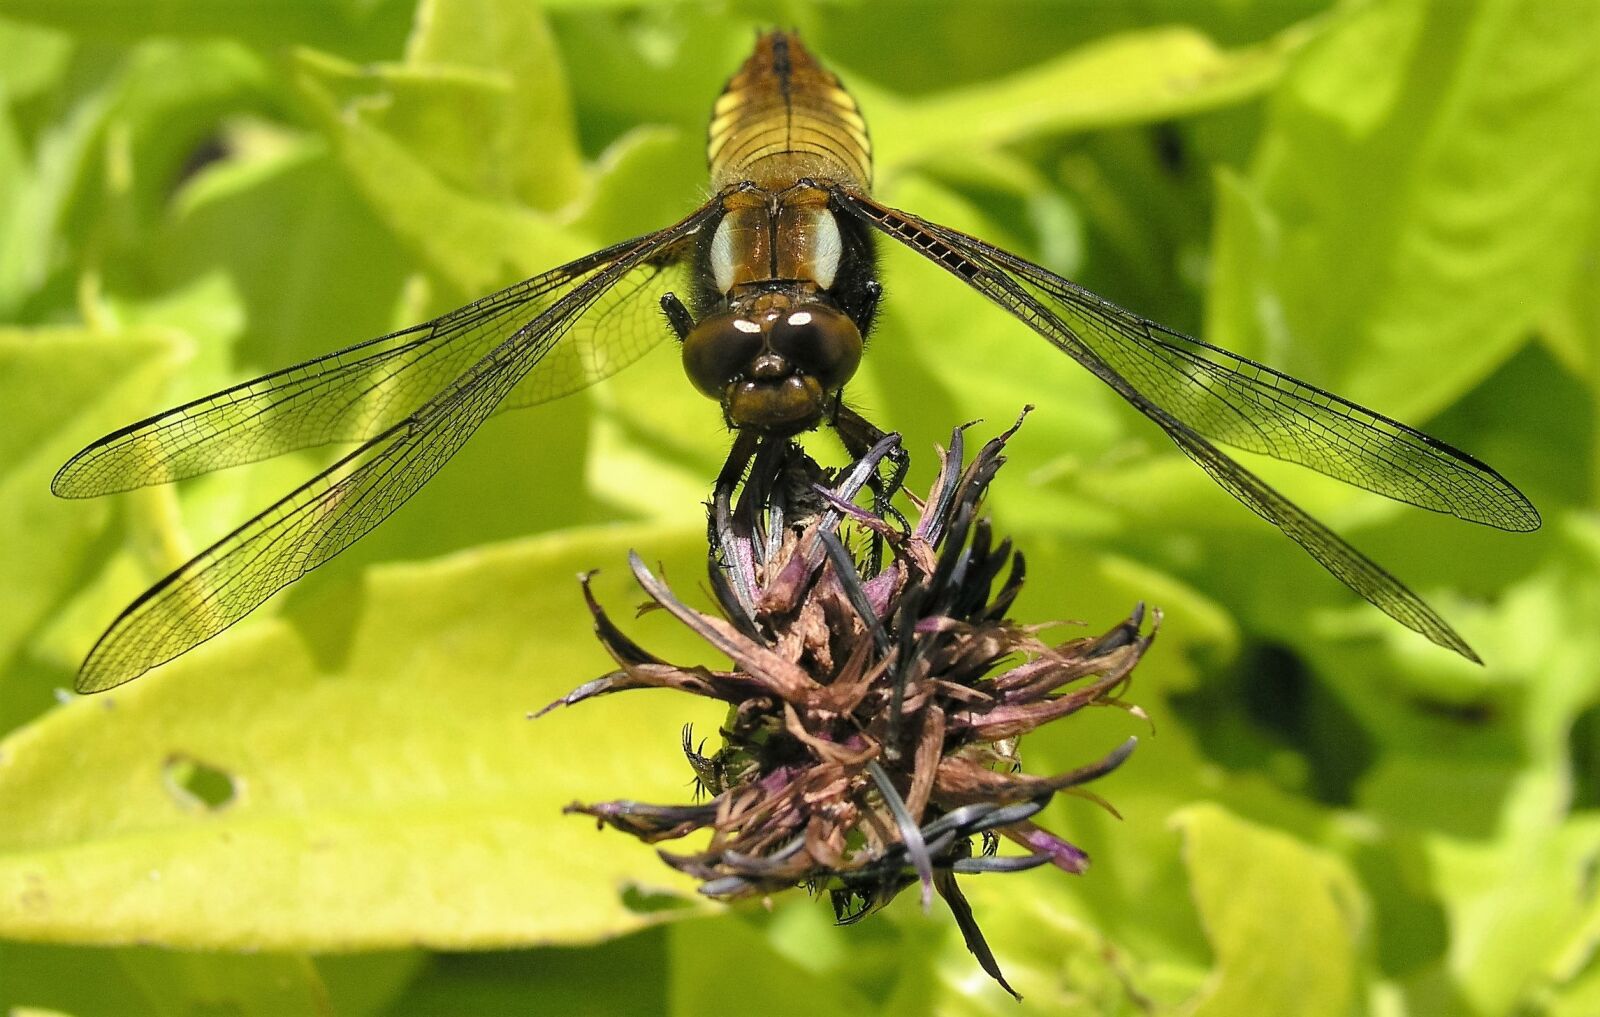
[565,798,720,841]
[630,551,817,700]
[1001,821,1089,874]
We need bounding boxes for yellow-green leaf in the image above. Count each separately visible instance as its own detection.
[1174,803,1366,1017]
[0,523,723,949]
[1206,0,1600,422]
[865,19,1319,179]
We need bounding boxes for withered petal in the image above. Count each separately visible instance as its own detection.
[951,852,1055,874]
[1000,820,1090,874]
[821,530,891,656]
[935,869,1022,1002]
[561,413,1147,1002]
[936,736,1137,803]
[630,550,817,700]
[867,760,935,911]
[952,635,1149,739]
[581,572,665,667]
[564,798,721,841]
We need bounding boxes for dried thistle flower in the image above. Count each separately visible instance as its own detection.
[540,412,1154,999]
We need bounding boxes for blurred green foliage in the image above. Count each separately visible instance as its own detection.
[1,0,1598,1013]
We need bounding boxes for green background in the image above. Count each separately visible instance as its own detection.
[2,0,1598,1013]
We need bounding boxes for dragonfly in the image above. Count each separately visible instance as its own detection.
[56,30,1539,692]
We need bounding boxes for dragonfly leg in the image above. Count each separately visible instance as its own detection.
[661,292,696,341]
[858,279,883,334]
[835,403,909,508]
[711,429,764,615]
[833,402,910,573]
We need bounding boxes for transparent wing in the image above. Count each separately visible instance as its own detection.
[946,239,1539,533]
[75,208,714,692]
[55,227,702,499]
[835,188,1508,660]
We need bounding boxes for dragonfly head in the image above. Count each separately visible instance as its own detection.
[682,291,862,433]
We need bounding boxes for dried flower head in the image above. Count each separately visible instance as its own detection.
[540,412,1154,999]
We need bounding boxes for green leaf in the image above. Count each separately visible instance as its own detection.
[2,5,1588,1011]
[0,0,411,55]
[347,938,665,1016]
[1206,0,1600,422]
[115,950,335,1017]
[1,34,270,320]
[1352,512,1600,837]
[0,524,722,949]
[868,177,1114,455]
[148,138,413,372]
[1421,818,1600,1016]
[292,47,584,296]
[0,327,184,732]
[668,912,881,1017]
[1173,803,1366,1017]
[0,942,161,1017]
[864,19,1319,178]
[0,100,29,312]
[0,942,341,1017]
[567,124,703,245]
[95,40,272,229]
[0,49,109,318]
[404,0,584,211]
[0,18,73,101]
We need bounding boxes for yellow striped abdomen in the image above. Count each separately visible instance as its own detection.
[709,31,872,193]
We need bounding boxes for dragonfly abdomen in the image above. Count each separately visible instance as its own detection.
[710,30,872,193]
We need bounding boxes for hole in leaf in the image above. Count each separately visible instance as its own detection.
[162,754,239,812]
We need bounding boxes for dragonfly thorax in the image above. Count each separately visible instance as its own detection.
[707,184,845,293]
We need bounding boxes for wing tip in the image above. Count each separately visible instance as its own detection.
[1508,501,1542,533]
[1464,499,1540,533]
[1420,614,1482,665]
[52,452,142,500]
[51,459,93,499]
[1448,637,1484,666]
[74,652,145,695]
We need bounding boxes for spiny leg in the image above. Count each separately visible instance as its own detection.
[835,402,909,509]
[661,292,695,341]
[833,402,910,572]
[712,429,763,618]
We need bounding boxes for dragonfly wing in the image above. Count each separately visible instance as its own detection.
[957,241,1538,533]
[834,193,1535,533]
[498,244,701,413]
[835,188,1484,660]
[55,222,705,498]
[75,207,715,692]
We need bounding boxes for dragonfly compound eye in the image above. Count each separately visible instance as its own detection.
[682,312,765,400]
[767,305,863,394]
[682,304,859,433]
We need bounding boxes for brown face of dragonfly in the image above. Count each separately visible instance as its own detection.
[682,293,863,433]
